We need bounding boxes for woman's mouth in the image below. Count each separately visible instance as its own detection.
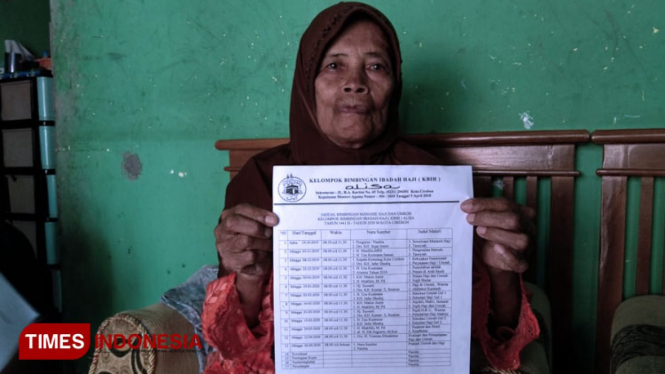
[338,104,369,114]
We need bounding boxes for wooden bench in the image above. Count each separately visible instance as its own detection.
[592,129,665,374]
[216,129,590,372]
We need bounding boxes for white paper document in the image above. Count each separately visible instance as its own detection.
[0,273,39,369]
[273,165,474,373]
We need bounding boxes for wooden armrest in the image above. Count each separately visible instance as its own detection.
[89,303,199,374]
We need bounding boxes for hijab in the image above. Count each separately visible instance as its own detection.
[224,2,440,212]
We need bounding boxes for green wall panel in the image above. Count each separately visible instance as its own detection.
[49,0,664,372]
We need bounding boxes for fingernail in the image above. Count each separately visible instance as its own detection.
[467,214,475,223]
[264,227,273,238]
[477,226,487,234]
[461,200,472,210]
[265,215,278,225]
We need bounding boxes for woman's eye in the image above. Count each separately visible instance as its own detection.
[369,64,386,71]
[326,62,338,70]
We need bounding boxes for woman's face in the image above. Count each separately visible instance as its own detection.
[314,20,395,149]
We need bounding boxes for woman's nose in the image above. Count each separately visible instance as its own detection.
[343,69,368,94]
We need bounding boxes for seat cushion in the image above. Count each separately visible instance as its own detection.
[611,295,665,374]
[89,310,157,374]
[89,303,199,374]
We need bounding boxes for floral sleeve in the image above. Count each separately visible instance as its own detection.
[201,272,275,374]
[202,262,539,372]
[471,254,540,370]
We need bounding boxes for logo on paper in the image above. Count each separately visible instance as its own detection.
[278,174,306,202]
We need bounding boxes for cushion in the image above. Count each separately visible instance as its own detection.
[88,303,199,374]
[610,295,665,374]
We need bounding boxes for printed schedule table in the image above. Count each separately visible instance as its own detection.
[277,228,453,370]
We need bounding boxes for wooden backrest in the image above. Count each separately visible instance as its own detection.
[216,129,589,372]
[592,129,665,374]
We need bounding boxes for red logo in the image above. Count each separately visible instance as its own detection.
[19,323,202,361]
[95,333,203,350]
[19,323,90,360]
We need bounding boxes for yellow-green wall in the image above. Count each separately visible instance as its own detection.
[45,0,664,372]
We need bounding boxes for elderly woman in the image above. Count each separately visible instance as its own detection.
[202,2,539,373]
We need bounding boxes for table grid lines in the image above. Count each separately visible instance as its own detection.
[277,228,454,370]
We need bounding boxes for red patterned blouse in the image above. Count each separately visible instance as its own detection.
[202,255,539,374]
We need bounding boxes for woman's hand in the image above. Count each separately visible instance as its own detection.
[214,203,279,326]
[461,197,536,328]
[461,198,536,274]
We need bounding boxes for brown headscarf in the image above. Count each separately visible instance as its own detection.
[224,1,439,212]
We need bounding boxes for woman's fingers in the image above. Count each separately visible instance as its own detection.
[239,250,273,277]
[468,211,536,239]
[463,197,536,273]
[467,210,522,231]
[475,226,530,252]
[463,197,536,243]
[520,204,536,220]
[222,245,272,276]
[223,203,279,227]
[461,198,515,213]
[462,198,535,220]
[215,203,278,279]
[481,241,529,273]
[217,231,273,253]
[219,206,278,240]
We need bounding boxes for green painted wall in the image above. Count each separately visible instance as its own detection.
[48,0,664,372]
[0,0,51,66]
